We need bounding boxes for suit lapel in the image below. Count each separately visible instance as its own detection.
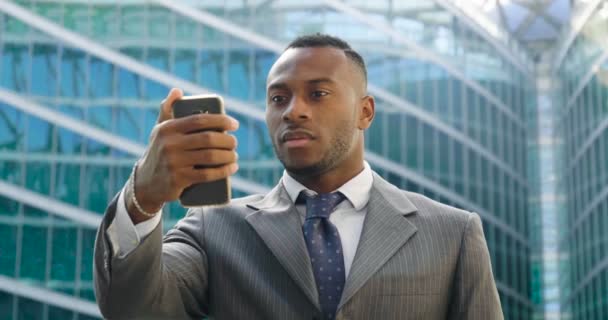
[245,182,320,310]
[338,173,418,309]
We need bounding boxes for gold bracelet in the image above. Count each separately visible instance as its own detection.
[129,162,159,217]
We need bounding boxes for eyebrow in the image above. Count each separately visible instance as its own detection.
[307,78,335,85]
[267,78,336,91]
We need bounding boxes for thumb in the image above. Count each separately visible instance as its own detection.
[157,88,184,123]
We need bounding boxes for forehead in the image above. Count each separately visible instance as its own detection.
[266,47,351,87]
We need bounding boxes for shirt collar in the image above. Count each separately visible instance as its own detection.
[281,161,373,211]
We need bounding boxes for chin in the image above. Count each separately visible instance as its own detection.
[280,157,325,176]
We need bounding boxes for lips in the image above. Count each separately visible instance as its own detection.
[280,129,315,148]
[281,129,315,142]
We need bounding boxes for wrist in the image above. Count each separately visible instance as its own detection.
[126,163,164,221]
[127,182,163,214]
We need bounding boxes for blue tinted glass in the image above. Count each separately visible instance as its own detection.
[60,49,87,97]
[118,48,143,99]
[55,163,81,206]
[89,58,113,97]
[406,116,419,169]
[1,44,29,91]
[0,290,13,318]
[144,79,169,100]
[17,297,44,320]
[26,115,52,152]
[228,52,249,100]
[145,49,169,99]
[1,45,16,90]
[60,49,76,97]
[437,78,450,123]
[79,289,97,303]
[49,306,75,320]
[232,116,262,160]
[174,50,196,81]
[21,226,48,281]
[199,51,224,92]
[0,192,19,217]
[51,228,77,282]
[452,79,463,131]
[88,105,112,130]
[143,108,158,141]
[80,229,96,282]
[388,114,402,161]
[57,105,84,154]
[0,104,24,151]
[31,45,57,96]
[116,106,143,141]
[118,68,140,99]
[25,162,51,197]
[110,165,131,193]
[86,138,110,155]
[0,224,17,276]
[254,51,275,102]
[422,124,435,175]
[84,165,109,212]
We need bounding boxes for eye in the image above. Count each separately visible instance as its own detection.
[271,95,287,103]
[311,90,328,98]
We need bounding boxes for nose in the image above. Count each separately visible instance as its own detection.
[282,96,311,122]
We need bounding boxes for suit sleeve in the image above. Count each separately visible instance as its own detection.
[105,188,162,258]
[93,193,208,320]
[448,213,504,320]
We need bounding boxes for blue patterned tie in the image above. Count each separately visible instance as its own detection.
[300,192,346,320]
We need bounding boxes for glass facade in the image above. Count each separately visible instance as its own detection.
[555,2,608,319]
[0,1,536,319]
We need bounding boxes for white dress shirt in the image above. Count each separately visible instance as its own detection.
[107,162,373,279]
[281,162,372,279]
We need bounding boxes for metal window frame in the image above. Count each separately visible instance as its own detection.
[322,0,526,131]
[552,0,604,72]
[0,0,264,122]
[0,87,270,195]
[0,179,101,228]
[0,275,101,318]
[432,0,533,76]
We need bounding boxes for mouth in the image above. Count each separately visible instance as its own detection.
[280,129,315,148]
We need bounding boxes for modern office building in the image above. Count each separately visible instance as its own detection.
[0,1,604,319]
[552,1,608,319]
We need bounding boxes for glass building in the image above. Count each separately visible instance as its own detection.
[553,1,608,319]
[4,0,605,319]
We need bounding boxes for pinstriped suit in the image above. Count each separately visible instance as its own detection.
[94,172,503,319]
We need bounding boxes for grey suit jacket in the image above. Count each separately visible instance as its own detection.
[94,172,503,319]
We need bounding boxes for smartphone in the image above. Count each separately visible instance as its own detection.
[172,94,231,207]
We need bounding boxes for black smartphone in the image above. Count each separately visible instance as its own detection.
[172,94,231,207]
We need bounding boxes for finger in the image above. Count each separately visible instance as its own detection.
[176,132,237,151]
[169,113,239,134]
[176,149,238,167]
[181,163,239,184]
[157,88,184,123]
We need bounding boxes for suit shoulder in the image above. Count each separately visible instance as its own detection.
[189,194,264,218]
[403,191,476,227]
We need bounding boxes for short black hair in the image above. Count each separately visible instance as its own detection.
[285,33,367,86]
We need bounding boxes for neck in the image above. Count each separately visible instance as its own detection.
[288,160,365,194]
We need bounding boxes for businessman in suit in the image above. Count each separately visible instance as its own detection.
[94,34,503,319]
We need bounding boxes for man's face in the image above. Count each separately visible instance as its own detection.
[265,47,368,176]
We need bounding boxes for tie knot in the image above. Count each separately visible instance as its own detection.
[299,192,345,219]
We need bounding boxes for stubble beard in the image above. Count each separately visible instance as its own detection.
[273,120,355,177]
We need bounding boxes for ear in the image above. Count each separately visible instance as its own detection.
[357,95,375,130]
